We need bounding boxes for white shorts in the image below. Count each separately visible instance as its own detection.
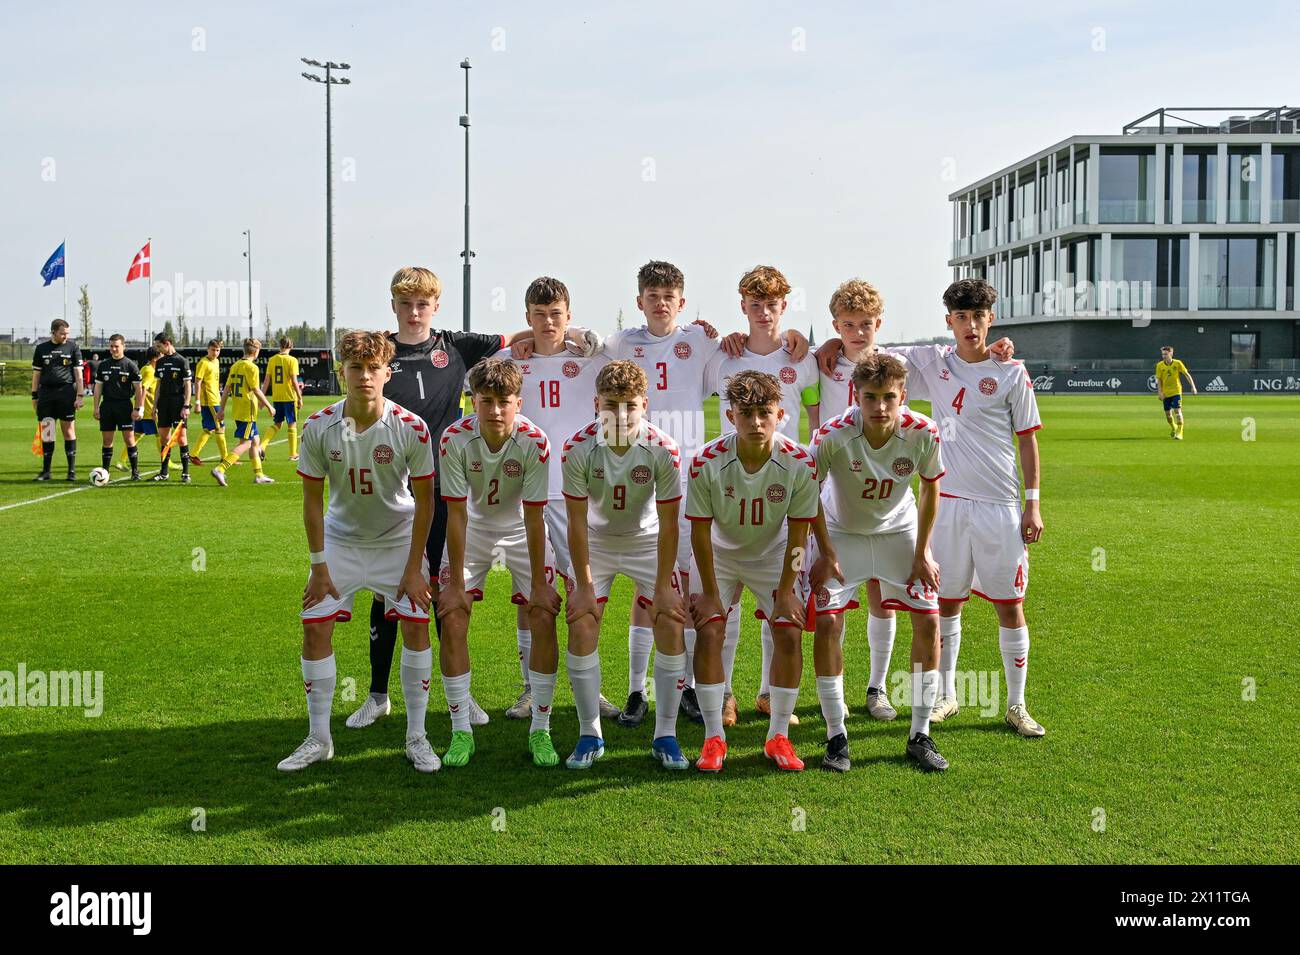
[302,540,431,624]
[629,473,691,604]
[810,526,939,616]
[543,500,573,582]
[932,496,1028,603]
[589,533,682,607]
[689,549,807,628]
[438,524,558,606]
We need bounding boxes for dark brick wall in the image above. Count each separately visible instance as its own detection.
[994,317,1299,364]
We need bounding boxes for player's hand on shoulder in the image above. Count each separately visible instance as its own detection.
[1021,504,1043,544]
[529,581,562,617]
[815,338,843,375]
[565,583,598,624]
[651,588,687,626]
[809,551,844,592]
[303,565,340,610]
[910,551,941,594]
[783,329,810,361]
[510,339,535,360]
[990,337,1015,360]
[396,564,432,613]
[721,331,747,358]
[773,587,805,630]
[692,318,719,339]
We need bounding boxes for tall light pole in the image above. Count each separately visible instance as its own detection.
[459,58,474,333]
[302,57,350,389]
[242,229,253,340]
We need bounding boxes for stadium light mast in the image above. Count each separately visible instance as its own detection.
[242,229,253,340]
[301,57,350,391]
[460,58,474,334]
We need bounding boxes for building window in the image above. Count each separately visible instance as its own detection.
[1228,147,1261,222]
[1230,332,1258,370]
[1073,155,1089,221]
[1287,236,1296,311]
[1181,147,1217,223]
[1099,147,1156,223]
[1197,236,1276,309]
[1271,147,1300,223]
[1110,237,1188,310]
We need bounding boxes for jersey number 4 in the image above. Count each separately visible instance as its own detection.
[951,387,966,415]
[347,467,374,495]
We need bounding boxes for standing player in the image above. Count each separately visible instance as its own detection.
[350,266,528,732]
[888,279,1046,737]
[687,371,819,772]
[278,331,439,773]
[152,333,192,483]
[435,358,562,768]
[92,334,144,481]
[118,346,161,470]
[497,276,619,723]
[709,265,820,724]
[31,319,83,482]
[190,340,228,466]
[561,361,690,769]
[808,354,949,772]
[1154,345,1196,439]
[211,339,276,486]
[261,337,303,460]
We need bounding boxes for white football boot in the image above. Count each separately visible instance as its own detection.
[1005,703,1046,737]
[345,694,392,729]
[406,734,442,773]
[277,735,334,772]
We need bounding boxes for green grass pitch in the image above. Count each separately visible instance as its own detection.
[0,393,1296,864]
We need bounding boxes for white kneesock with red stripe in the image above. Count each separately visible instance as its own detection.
[529,668,557,732]
[302,655,336,743]
[910,668,939,737]
[653,650,686,739]
[683,628,697,689]
[758,620,773,695]
[628,626,653,695]
[516,629,532,686]
[767,684,799,740]
[400,647,432,738]
[867,614,896,691]
[442,670,472,732]
[1000,626,1030,707]
[722,613,740,692]
[939,615,962,698]
[696,682,725,740]
[567,649,602,739]
[816,675,846,739]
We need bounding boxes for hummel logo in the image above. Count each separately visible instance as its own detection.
[1014,656,1026,669]
[420,679,430,691]
[539,705,550,713]
[304,680,313,694]
[450,703,460,712]
[676,678,686,691]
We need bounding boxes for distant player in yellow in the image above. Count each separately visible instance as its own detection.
[116,346,161,470]
[1155,345,1197,440]
[191,339,230,465]
[212,338,276,486]
[261,337,303,461]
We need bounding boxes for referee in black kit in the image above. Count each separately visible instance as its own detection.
[93,334,145,480]
[31,319,83,481]
[152,332,193,483]
[344,266,530,730]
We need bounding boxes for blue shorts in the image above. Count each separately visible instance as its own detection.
[201,406,224,431]
[135,419,157,437]
[1162,394,1182,412]
[234,420,259,441]
[273,402,297,425]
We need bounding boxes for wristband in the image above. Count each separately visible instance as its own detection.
[1024,489,1040,501]
[309,551,327,565]
[31,391,38,399]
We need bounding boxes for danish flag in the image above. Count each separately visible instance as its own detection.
[125,242,151,284]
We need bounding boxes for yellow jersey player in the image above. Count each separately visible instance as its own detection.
[262,337,303,460]
[212,338,276,486]
[1155,345,1196,439]
[190,339,229,465]
[116,346,160,470]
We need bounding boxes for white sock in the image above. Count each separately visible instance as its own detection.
[683,628,697,689]
[653,651,686,739]
[302,655,336,743]
[516,629,532,686]
[567,649,602,739]
[400,646,432,739]
[722,612,740,693]
[910,668,940,737]
[867,614,896,691]
[940,615,962,699]
[696,681,726,740]
[529,668,557,732]
[758,620,773,695]
[767,684,799,740]
[816,675,846,739]
[442,670,472,732]
[628,626,653,696]
[1000,625,1030,708]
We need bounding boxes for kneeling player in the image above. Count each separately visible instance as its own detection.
[278,331,439,773]
[435,357,563,768]
[687,371,818,772]
[561,361,690,770]
[809,354,948,772]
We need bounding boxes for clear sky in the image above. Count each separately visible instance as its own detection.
[2,0,1297,345]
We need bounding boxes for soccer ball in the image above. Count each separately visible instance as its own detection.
[89,467,111,487]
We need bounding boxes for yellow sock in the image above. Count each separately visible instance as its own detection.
[1177,420,1184,436]
[216,452,240,474]
[253,453,264,476]
[215,431,229,459]
[264,424,281,449]
[193,432,210,457]
[288,424,299,457]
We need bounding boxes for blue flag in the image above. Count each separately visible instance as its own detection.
[41,241,65,286]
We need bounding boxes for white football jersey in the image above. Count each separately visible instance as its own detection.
[438,413,551,531]
[604,324,721,456]
[297,399,437,548]
[711,347,820,442]
[891,345,1041,505]
[686,433,819,560]
[819,353,859,417]
[811,405,944,536]
[494,347,609,501]
[561,420,682,539]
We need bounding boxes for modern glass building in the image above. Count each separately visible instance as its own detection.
[948,107,1300,367]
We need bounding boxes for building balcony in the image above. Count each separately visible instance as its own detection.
[1177,199,1215,223]
[1197,285,1277,309]
[1227,199,1261,223]
[1099,199,1156,224]
[1270,198,1300,222]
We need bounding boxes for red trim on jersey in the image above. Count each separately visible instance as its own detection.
[441,494,468,502]
[879,599,939,614]
[497,335,506,350]
[754,609,804,629]
[301,609,353,624]
[656,494,683,504]
[561,492,588,501]
[920,470,945,483]
[787,516,816,523]
[685,514,712,522]
[411,472,435,481]
[297,470,324,481]
[383,609,431,622]
[597,596,611,605]
[523,499,548,507]
[970,588,1025,605]
[812,599,861,617]
[1014,424,1042,436]
[939,492,966,500]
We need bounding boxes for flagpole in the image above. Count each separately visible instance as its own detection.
[147,236,153,341]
